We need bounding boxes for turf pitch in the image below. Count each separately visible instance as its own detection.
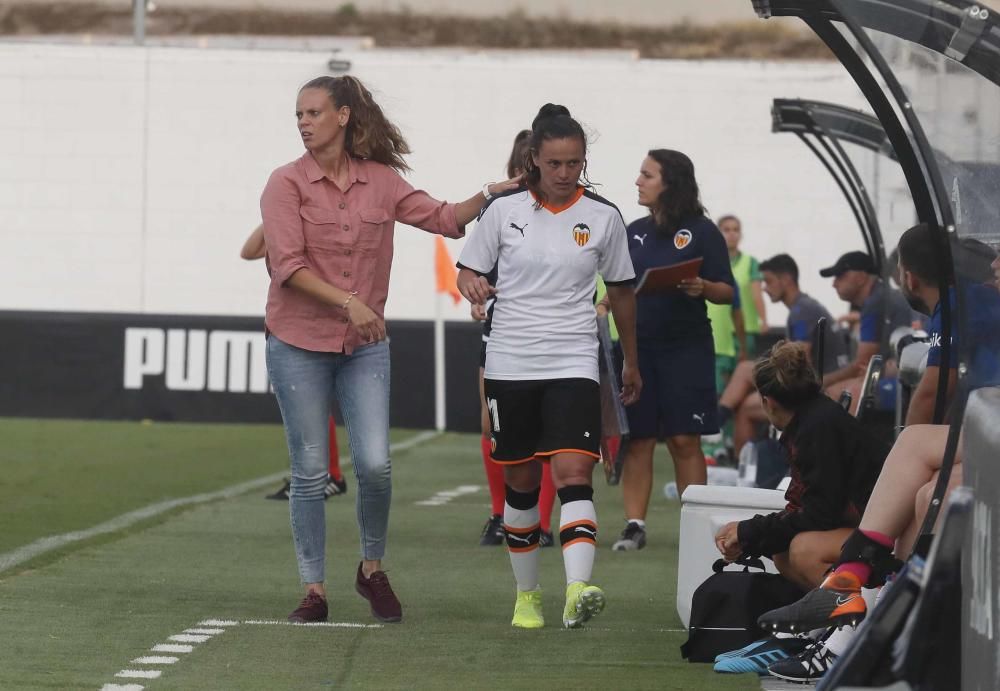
[0,418,758,690]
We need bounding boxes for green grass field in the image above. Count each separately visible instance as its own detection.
[0,418,758,690]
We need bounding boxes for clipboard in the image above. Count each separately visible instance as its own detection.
[634,257,703,296]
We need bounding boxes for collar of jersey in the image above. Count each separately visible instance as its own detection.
[530,186,585,214]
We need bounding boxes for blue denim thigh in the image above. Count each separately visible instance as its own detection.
[266,335,335,584]
[332,340,392,561]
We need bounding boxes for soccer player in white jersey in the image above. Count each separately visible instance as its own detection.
[457,104,641,629]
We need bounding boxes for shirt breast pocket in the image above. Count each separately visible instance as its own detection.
[299,205,342,252]
[358,208,391,251]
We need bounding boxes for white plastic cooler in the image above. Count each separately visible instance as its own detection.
[676,484,787,628]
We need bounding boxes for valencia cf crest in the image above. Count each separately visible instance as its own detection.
[490,436,497,454]
[673,229,692,250]
[572,223,591,247]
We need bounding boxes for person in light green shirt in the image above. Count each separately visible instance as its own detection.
[707,289,745,393]
[595,276,618,341]
[719,215,768,356]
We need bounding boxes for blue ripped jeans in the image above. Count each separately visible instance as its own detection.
[266,335,392,584]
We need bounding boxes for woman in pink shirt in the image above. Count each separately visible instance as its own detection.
[261,75,517,625]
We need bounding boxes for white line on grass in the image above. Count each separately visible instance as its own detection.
[242,619,382,628]
[415,484,481,506]
[197,619,239,626]
[168,634,210,643]
[151,644,192,653]
[0,430,441,574]
[131,656,178,664]
[116,670,162,679]
[101,684,144,691]
[183,628,225,635]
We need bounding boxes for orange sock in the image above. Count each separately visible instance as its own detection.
[482,436,505,516]
[328,417,343,482]
[605,435,621,463]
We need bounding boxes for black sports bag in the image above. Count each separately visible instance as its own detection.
[680,557,804,662]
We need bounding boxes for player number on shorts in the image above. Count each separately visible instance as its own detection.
[486,397,500,432]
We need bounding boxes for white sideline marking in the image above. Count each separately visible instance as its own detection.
[102,684,144,691]
[416,484,481,506]
[169,634,209,643]
[183,628,224,635]
[0,430,440,574]
[198,619,239,627]
[242,619,382,629]
[131,656,178,664]
[116,669,161,679]
[151,644,192,653]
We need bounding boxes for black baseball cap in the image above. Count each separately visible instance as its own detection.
[819,251,876,277]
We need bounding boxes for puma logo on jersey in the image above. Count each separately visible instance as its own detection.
[507,533,532,545]
[692,413,705,424]
[633,234,647,246]
[510,222,527,237]
[575,526,597,538]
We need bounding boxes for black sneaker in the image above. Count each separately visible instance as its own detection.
[539,530,554,548]
[479,514,504,546]
[288,590,328,623]
[266,478,291,501]
[612,521,647,551]
[767,640,838,682]
[324,475,348,499]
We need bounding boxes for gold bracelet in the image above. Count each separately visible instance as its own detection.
[343,291,358,309]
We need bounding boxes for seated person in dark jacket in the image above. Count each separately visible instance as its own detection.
[714,341,890,591]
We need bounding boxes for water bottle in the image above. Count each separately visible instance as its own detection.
[737,442,758,488]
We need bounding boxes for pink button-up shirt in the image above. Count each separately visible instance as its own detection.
[261,152,463,353]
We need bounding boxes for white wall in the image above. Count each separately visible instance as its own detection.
[0,41,888,325]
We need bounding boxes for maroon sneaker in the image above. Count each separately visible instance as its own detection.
[355,562,403,623]
[288,590,328,623]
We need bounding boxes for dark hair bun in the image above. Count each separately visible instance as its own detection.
[532,103,571,130]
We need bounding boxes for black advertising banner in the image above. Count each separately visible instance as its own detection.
[962,388,1000,691]
[0,311,483,431]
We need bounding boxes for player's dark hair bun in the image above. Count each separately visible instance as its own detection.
[532,103,572,130]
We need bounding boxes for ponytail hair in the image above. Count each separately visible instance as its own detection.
[301,75,412,172]
[524,103,589,208]
[752,340,822,409]
[646,149,704,235]
[506,129,532,179]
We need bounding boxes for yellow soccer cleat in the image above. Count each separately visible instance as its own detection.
[563,582,606,628]
[511,588,544,629]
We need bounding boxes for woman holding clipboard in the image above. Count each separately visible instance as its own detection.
[606,149,735,552]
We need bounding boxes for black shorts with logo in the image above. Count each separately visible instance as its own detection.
[483,377,601,464]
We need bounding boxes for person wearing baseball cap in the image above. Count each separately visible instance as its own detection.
[818,250,877,279]
[820,251,912,412]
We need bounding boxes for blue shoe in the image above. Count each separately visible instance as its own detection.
[713,635,810,674]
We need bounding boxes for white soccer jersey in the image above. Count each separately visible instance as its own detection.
[458,187,635,382]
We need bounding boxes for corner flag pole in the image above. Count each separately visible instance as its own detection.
[433,237,462,432]
[434,293,446,432]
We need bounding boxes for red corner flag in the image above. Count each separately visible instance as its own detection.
[434,236,462,305]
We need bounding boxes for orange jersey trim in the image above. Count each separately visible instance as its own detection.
[535,448,600,460]
[491,455,537,465]
[530,187,585,215]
